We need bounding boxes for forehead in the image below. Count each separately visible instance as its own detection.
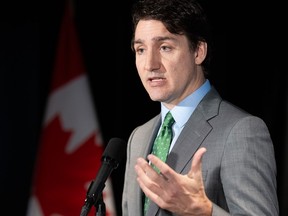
[134,20,172,40]
[134,20,188,47]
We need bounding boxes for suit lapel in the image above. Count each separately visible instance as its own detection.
[134,115,161,215]
[167,109,212,174]
[167,87,220,174]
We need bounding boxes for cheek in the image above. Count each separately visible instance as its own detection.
[135,57,143,71]
[136,57,146,76]
[136,66,146,84]
[136,62,142,75]
[169,63,191,83]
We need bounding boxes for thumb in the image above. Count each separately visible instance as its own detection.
[187,147,207,180]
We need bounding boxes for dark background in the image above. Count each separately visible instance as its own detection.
[1,0,287,215]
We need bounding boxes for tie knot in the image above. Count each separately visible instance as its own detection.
[163,112,175,127]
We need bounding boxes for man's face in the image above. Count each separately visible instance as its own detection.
[133,20,206,108]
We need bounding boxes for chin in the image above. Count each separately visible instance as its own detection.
[148,95,160,102]
[147,89,170,102]
[149,94,166,102]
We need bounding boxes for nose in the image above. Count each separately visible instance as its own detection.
[144,49,161,72]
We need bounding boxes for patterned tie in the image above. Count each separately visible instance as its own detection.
[143,111,175,215]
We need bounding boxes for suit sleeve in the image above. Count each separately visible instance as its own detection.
[217,116,278,215]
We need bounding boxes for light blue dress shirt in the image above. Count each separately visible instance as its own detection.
[159,79,211,152]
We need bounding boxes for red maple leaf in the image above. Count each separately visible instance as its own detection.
[32,114,113,216]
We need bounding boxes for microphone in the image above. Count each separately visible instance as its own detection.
[80,137,126,216]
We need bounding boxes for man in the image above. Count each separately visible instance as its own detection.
[122,0,279,215]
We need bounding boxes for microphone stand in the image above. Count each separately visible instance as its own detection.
[80,182,106,216]
[95,193,106,216]
[79,137,126,216]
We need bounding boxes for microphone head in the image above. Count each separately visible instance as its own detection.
[102,137,126,165]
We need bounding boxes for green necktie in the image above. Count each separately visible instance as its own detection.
[143,111,175,215]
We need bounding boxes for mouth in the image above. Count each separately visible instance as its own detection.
[148,77,165,82]
[147,77,166,87]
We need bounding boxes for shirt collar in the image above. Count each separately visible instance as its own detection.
[160,79,211,128]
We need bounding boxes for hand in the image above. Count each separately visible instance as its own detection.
[135,147,212,216]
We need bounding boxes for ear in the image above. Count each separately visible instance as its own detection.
[195,41,207,65]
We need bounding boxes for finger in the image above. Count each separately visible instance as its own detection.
[135,157,164,201]
[147,154,177,182]
[135,157,152,178]
[187,147,207,180]
[134,158,153,193]
[135,157,163,185]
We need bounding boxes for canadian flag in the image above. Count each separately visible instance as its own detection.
[26,2,117,216]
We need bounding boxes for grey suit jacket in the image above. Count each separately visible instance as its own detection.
[122,87,279,216]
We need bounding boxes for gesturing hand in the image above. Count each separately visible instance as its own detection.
[134,147,212,216]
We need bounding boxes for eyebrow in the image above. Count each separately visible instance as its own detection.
[133,36,177,46]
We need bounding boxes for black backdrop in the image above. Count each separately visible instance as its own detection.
[1,0,287,215]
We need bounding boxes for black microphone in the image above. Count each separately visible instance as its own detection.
[80,137,126,216]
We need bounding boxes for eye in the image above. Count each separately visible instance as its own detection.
[160,45,172,52]
[135,47,145,55]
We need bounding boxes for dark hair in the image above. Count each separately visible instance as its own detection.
[131,0,212,75]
